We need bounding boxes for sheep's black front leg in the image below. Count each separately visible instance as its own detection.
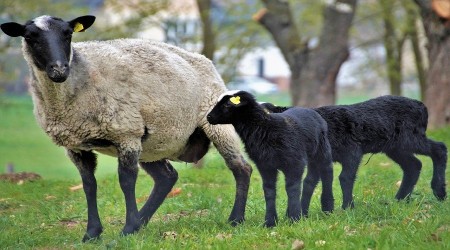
[138,160,178,226]
[227,158,252,226]
[117,149,141,236]
[67,150,103,242]
[259,168,278,227]
[338,149,362,209]
[386,150,422,200]
[203,124,252,226]
[281,165,304,222]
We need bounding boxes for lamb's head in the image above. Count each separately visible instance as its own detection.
[1,15,95,83]
[207,90,256,125]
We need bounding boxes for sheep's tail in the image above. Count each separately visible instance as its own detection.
[418,101,429,134]
[317,128,333,164]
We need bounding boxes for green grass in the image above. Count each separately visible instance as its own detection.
[0,94,449,249]
[0,150,449,249]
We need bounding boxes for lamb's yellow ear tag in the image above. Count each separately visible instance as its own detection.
[230,96,241,105]
[74,22,84,32]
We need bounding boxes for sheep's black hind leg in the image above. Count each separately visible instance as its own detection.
[138,160,178,226]
[117,149,141,236]
[259,168,279,227]
[300,164,319,217]
[67,150,103,242]
[416,139,447,200]
[429,141,447,200]
[281,165,304,222]
[386,150,422,200]
[339,151,362,209]
[318,161,334,213]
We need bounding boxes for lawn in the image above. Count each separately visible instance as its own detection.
[0,94,449,249]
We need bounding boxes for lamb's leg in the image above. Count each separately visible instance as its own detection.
[138,160,178,226]
[338,149,363,209]
[429,140,447,200]
[418,139,447,201]
[259,168,279,227]
[318,160,334,213]
[281,165,304,222]
[414,139,447,200]
[300,164,319,217]
[117,148,141,236]
[386,150,422,200]
[202,124,252,226]
[67,150,103,242]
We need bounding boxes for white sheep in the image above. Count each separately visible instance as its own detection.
[1,15,252,242]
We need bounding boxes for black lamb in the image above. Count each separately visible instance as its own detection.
[207,90,334,227]
[261,95,447,209]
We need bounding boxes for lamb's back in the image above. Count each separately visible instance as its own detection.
[277,107,327,157]
[315,95,427,153]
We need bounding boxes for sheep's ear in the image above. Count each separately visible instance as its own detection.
[0,22,25,37]
[69,15,96,32]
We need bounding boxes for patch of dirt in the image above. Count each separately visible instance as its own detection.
[0,172,41,183]
[59,219,81,229]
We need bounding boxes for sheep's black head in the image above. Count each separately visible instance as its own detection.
[1,15,95,83]
[207,90,255,125]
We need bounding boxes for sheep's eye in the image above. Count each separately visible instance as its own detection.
[24,35,36,44]
[24,32,38,43]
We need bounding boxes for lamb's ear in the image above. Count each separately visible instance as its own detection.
[229,95,246,107]
[69,15,96,33]
[0,22,25,37]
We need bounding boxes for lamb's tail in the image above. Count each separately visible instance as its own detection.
[419,102,429,134]
[317,129,333,164]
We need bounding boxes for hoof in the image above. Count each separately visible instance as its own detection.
[287,215,300,223]
[228,217,244,227]
[82,229,102,243]
[121,224,141,236]
[322,206,334,214]
[341,201,355,210]
[263,215,278,228]
[433,188,447,201]
[264,220,277,228]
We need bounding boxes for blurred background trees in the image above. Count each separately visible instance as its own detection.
[415,0,450,127]
[255,0,357,107]
[0,0,448,127]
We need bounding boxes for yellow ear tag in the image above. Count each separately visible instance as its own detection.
[230,96,241,105]
[74,22,84,32]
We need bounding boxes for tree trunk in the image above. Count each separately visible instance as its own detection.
[415,0,450,128]
[380,0,405,96]
[405,2,427,101]
[256,0,357,107]
[410,33,427,101]
[197,0,215,60]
